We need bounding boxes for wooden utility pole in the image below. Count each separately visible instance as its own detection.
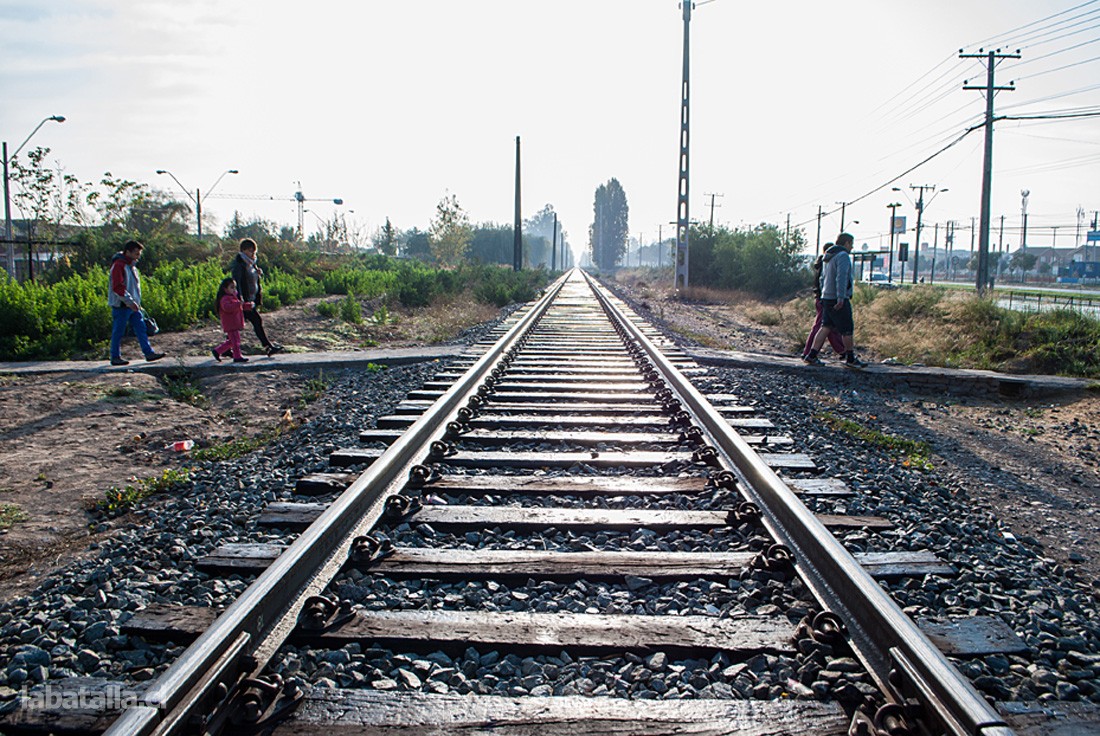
[704,193,723,227]
[551,212,558,271]
[962,47,1019,294]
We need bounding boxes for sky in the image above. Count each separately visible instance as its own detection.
[3,0,1099,262]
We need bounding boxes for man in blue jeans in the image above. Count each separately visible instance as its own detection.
[108,240,165,366]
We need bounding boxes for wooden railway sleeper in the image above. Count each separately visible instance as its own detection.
[226,674,304,735]
[297,595,353,632]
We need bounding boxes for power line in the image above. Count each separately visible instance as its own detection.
[970,0,1100,48]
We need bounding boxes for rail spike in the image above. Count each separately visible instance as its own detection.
[228,673,304,733]
[406,464,437,487]
[691,445,720,467]
[350,534,394,565]
[726,501,762,526]
[668,410,693,430]
[298,595,353,631]
[385,494,423,519]
[428,440,454,461]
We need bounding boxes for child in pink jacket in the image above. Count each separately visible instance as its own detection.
[211,277,254,363]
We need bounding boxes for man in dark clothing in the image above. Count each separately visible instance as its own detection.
[802,232,867,369]
[108,240,165,366]
[231,238,283,357]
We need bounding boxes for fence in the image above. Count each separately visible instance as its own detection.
[998,290,1100,319]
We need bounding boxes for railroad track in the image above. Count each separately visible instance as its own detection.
[9,269,1016,735]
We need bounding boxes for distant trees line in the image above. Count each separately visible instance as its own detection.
[3,146,575,279]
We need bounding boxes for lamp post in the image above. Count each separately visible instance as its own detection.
[887,203,902,284]
[155,168,238,239]
[4,115,66,279]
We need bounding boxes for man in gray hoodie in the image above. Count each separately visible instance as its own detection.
[802,232,867,369]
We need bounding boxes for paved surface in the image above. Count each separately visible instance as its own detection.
[0,346,467,378]
[0,344,1091,399]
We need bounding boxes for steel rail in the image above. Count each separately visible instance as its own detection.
[583,272,1014,736]
[102,273,571,736]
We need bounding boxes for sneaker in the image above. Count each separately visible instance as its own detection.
[802,353,824,366]
[844,355,869,369]
[211,349,222,363]
[233,357,250,363]
[144,352,166,362]
[265,343,284,357]
[110,357,129,366]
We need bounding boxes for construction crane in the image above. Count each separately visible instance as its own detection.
[208,182,344,239]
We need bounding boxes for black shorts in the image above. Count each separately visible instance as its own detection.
[820,299,854,336]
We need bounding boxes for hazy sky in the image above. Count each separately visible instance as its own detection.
[3,0,1099,260]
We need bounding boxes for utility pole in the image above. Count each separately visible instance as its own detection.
[513,136,522,271]
[815,206,823,256]
[930,222,939,284]
[785,213,790,243]
[551,212,558,271]
[837,201,847,232]
[704,192,723,227]
[962,47,1019,295]
[1020,189,1030,253]
[673,0,692,290]
[887,202,901,284]
[909,184,936,284]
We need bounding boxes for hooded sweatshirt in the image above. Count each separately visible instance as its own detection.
[108,252,141,309]
[820,243,853,300]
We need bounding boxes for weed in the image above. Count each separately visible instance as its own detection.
[35,471,47,482]
[338,293,362,324]
[0,503,28,529]
[191,430,280,462]
[370,303,396,326]
[366,362,385,373]
[316,300,339,319]
[96,468,191,517]
[300,370,330,406]
[101,385,159,402]
[816,411,934,471]
[163,371,206,406]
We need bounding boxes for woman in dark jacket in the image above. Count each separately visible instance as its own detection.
[231,238,283,356]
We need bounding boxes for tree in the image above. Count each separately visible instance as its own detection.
[429,193,473,266]
[224,212,280,244]
[524,204,568,268]
[1010,251,1038,282]
[589,179,628,270]
[373,217,398,256]
[8,147,89,279]
[468,223,513,264]
[686,223,807,298]
[403,227,432,261]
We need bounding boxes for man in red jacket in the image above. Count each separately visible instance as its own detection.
[108,240,165,366]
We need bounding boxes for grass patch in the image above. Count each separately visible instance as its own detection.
[192,429,281,462]
[101,385,160,402]
[163,370,206,406]
[816,411,934,471]
[369,303,396,326]
[0,503,28,529]
[96,468,191,518]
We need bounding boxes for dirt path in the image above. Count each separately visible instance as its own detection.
[0,294,498,601]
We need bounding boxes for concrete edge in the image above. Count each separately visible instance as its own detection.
[0,346,468,379]
[686,347,1097,400]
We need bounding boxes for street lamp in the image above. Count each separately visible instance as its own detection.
[155,168,238,239]
[4,115,66,279]
[887,202,902,284]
